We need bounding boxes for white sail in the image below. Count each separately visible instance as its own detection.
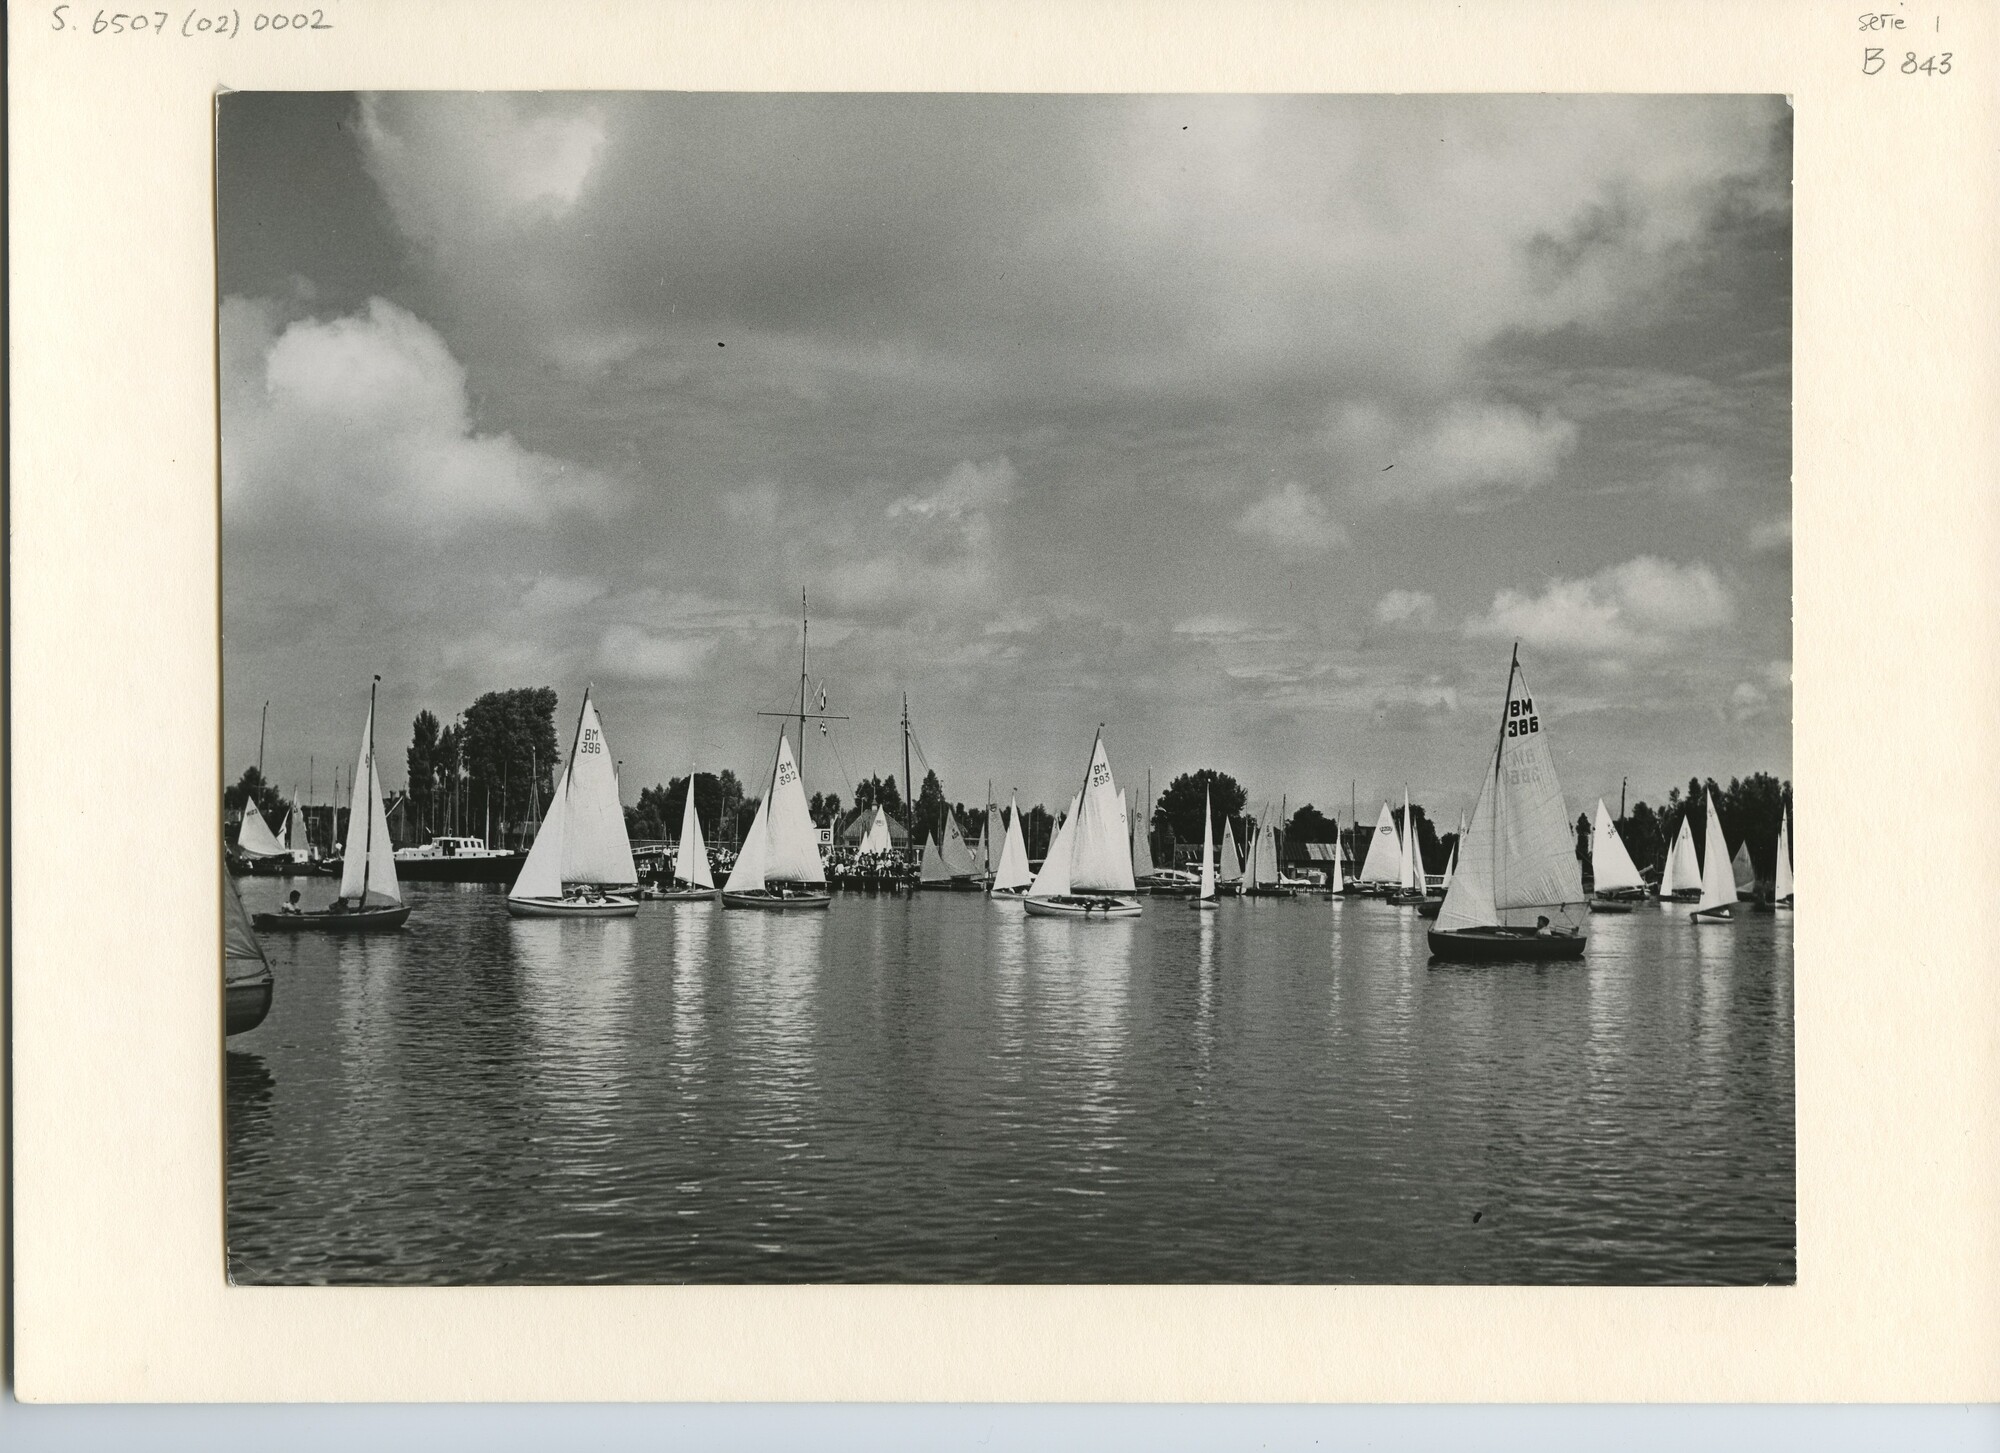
[722,792,771,893]
[236,800,286,858]
[1068,732,1136,894]
[1666,816,1702,896]
[1697,788,1738,912]
[223,872,271,988]
[1331,813,1348,891]
[561,691,639,887]
[1218,815,1242,885]
[676,775,713,888]
[1732,839,1757,896]
[1249,805,1281,886]
[940,812,979,877]
[1358,801,1401,884]
[993,795,1034,891]
[1198,787,1217,900]
[1591,798,1645,893]
[857,806,894,855]
[759,732,826,884]
[1397,788,1416,890]
[1436,654,1586,934]
[511,763,571,899]
[338,694,401,906]
[1027,795,1080,898]
[1774,804,1794,901]
[1131,792,1157,878]
[983,803,1003,875]
[284,805,312,858]
[1443,809,1466,890]
[919,834,951,883]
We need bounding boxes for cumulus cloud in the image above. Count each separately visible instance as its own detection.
[1342,400,1580,503]
[1373,590,1438,627]
[596,624,717,682]
[1467,556,1733,655]
[222,295,615,532]
[1234,482,1348,555]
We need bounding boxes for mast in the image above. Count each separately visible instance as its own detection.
[1619,775,1627,821]
[797,589,809,781]
[359,678,378,906]
[257,701,268,778]
[902,693,914,849]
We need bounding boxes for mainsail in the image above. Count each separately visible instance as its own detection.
[1696,787,1738,913]
[1774,804,1794,901]
[1358,801,1401,884]
[983,802,1004,876]
[1067,732,1136,894]
[1397,788,1417,891]
[857,806,894,855]
[675,774,713,888]
[721,793,771,894]
[940,812,979,877]
[1198,787,1217,900]
[1218,815,1242,885]
[1435,653,1586,935]
[762,731,826,885]
[1663,816,1702,896]
[1026,796,1080,899]
[1249,805,1280,887]
[236,801,286,858]
[1731,839,1757,896]
[1443,809,1467,890]
[1131,793,1157,878]
[510,688,637,899]
[285,806,311,858]
[919,833,951,884]
[1591,798,1645,894]
[992,795,1034,892]
[338,691,400,907]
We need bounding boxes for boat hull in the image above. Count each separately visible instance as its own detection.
[1386,890,1429,906]
[1416,899,1443,920]
[720,889,832,911]
[394,852,527,884]
[505,895,641,918]
[988,885,1030,899]
[1023,895,1142,918]
[1193,897,1219,911]
[252,904,411,933]
[1241,885,1298,899]
[1589,898,1637,914]
[1689,904,1741,923]
[225,977,273,1036]
[1427,926,1586,962]
[644,885,717,902]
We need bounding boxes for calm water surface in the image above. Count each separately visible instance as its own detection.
[226,881,1793,1284]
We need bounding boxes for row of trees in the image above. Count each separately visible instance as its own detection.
[405,688,562,846]
[1598,773,1793,882]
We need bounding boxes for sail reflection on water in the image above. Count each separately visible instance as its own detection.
[511,915,638,1122]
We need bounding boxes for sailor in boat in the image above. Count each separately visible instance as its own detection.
[1536,915,1553,937]
[282,890,304,916]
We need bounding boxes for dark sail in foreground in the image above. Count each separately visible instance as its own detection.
[1428,648,1588,962]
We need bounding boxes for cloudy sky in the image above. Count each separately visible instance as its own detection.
[220,92,1790,823]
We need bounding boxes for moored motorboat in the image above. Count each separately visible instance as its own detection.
[505,686,641,918]
[1428,648,1589,963]
[394,835,527,883]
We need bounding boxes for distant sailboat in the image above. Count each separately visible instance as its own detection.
[1357,801,1401,892]
[1662,814,1703,900]
[223,869,273,1035]
[989,794,1035,896]
[652,770,717,901]
[1217,814,1243,890]
[1194,785,1219,909]
[1773,801,1794,908]
[855,805,896,856]
[918,830,953,889]
[1731,838,1758,899]
[1130,790,1160,884]
[1690,787,1740,923]
[1428,648,1588,961]
[254,678,410,931]
[507,687,641,917]
[1418,809,1462,919]
[940,810,981,883]
[235,799,286,861]
[721,730,831,910]
[1243,802,1292,897]
[1388,786,1428,905]
[1589,798,1645,912]
[284,804,315,865]
[1023,729,1141,917]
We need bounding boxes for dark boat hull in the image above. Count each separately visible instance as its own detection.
[1590,898,1637,914]
[1241,885,1298,899]
[252,905,411,932]
[393,852,527,884]
[1428,926,1586,962]
[721,889,832,911]
[225,977,274,1036]
[645,885,717,901]
[1023,895,1142,918]
[507,895,640,918]
[1386,890,1428,906]
[1416,899,1443,920]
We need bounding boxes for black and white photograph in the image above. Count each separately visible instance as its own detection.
[218,91,1793,1286]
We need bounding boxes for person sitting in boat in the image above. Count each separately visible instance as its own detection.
[1536,915,1553,936]
[328,896,351,914]
[280,890,304,916]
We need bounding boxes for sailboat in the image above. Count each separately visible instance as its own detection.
[1690,787,1740,923]
[855,805,896,856]
[1731,838,1759,903]
[917,828,954,890]
[1130,789,1161,888]
[989,793,1035,897]
[1357,801,1402,894]
[505,687,641,917]
[1243,802,1293,897]
[1388,787,1428,905]
[980,794,1004,885]
[1773,801,1794,908]
[722,730,831,910]
[223,868,274,1035]
[651,770,717,901]
[233,796,288,875]
[1589,798,1646,912]
[1661,814,1703,901]
[1217,814,1243,893]
[1023,729,1142,917]
[940,810,982,888]
[1193,785,1219,910]
[1427,648,1588,961]
[254,678,411,931]
[284,804,316,868]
